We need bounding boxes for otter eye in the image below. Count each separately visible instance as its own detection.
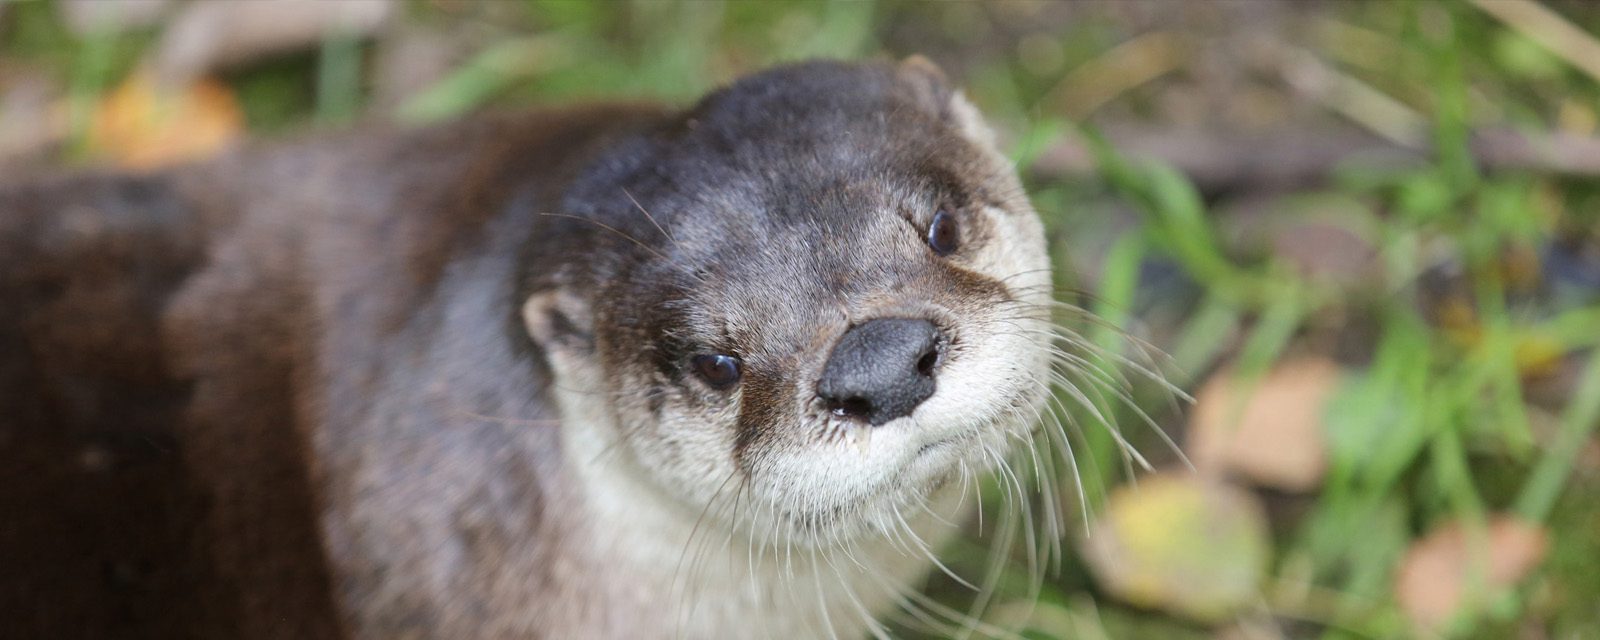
[691,354,742,389]
[927,210,960,255]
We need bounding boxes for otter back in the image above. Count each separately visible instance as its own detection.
[0,105,666,639]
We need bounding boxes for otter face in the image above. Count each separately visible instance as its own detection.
[526,60,1053,546]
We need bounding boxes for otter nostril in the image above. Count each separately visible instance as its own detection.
[816,317,945,426]
[830,397,874,420]
[915,348,939,377]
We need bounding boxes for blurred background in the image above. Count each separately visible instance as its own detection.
[4,0,1600,638]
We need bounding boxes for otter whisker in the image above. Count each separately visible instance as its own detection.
[1025,300,1194,393]
[986,314,1145,389]
[621,187,687,254]
[1041,388,1114,508]
[446,407,559,428]
[805,548,844,640]
[986,323,1168,451]
[1034,390,1092,531]
[956,442,1025,640]
[1002,418,1061,580]
[992,266,1056,286]
[671,469,742,639]
[868,561,1025,640]
[538,211,707,284]
[1046,359,1190,472]
[1017,398,1067,569]
[1000,442,1045,618]
[818,548,896,640]
[585,401,659,466]
[1029,363,1153,472]
[771,541,821,640]
[894,507,978,592]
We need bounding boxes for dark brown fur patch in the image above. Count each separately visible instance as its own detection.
[732,366,793,472]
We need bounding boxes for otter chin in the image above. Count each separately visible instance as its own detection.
[2,58,1059,639]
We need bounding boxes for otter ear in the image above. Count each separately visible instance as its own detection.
[897,54,1000,150]
[521,288,594,355]
[897,54,953,116]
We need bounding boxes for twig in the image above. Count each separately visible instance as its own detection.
[1472,0,1600,87]
[1028,125,1600,191]
[1276,47,1430,149]
[1041,32,1192,120]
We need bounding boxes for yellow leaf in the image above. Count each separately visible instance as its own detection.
[87,70,242,169]
[1513,334,1564,378]
[1080,475,1270,623]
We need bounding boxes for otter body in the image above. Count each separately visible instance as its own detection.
[0,61,1054,639]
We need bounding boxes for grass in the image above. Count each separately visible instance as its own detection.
[4,0,1599,637]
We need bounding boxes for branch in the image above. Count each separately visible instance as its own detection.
[1029,126,1600,191]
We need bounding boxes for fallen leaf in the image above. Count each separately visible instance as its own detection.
[1499,243,1543,293]
[1395,515,1549,633]
[1513,333,1565,379]
[1270,219,1381,287]
[86,70,243,169]
[1081,475,1270,623]
[1188,357,1342,492]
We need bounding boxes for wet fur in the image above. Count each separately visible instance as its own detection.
[0,60,1057,639]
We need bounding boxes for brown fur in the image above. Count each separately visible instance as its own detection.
[1,105,667,638]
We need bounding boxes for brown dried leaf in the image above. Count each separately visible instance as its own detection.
[1188,357,1341,492]
[1270,219,1380,286]
[1395,516,1550,633]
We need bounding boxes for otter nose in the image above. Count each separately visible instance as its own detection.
[817,318,944,426]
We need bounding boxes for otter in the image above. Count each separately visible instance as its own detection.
[0,58,1058,639]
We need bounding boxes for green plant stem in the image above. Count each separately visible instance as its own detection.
[316,30,363,124]
[1515,350,1600,522]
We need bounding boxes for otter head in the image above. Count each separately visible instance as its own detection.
[523,59,1053,546]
